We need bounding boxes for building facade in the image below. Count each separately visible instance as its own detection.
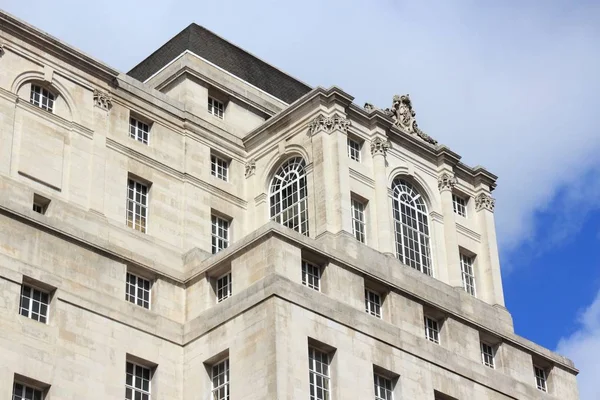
[0,10,579,400]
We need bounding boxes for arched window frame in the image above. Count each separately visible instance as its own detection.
[269,157,309,236]
[392,178,433,275]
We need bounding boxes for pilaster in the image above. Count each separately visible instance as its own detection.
[437,171,462,289]
[371,136,394,255]
[89,89,111,215]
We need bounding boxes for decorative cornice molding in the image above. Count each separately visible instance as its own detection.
[384,94,438,145]
[370,137,390,157]
[307,113,351,136]
[93,89,112,111]
[475,193,495,212]
[437,172,457,192]
[245,159,256,178]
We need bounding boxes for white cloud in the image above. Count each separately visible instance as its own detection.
[556,289,600,400]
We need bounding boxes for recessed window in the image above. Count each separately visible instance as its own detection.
[20,284,49,323]
[365,288,382,318]
[211,215,230,254]
[302,260,321,291]
[534,365,548,392]
[211,358,230,400]
[129,117,150,145]
[374,373,393,400]
[308,347,330,400]
[216,272,232,303]
[210,155,229,181]
[32,194,50,215]
[452,194,467,217]
[424,316,440,344]
[208,97,225,119]
[351,198,366,244]
[460,253,476,296]
[13,381,44,400]
[347,137,362,162]
[480,342,495,368]
[126,178,149,233]
[30,84,54,112]
[125,362,151,400]
[125,272,151,309]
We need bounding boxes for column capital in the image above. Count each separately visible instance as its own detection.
[370,137,391,157]
[437,172,457,192]
[245,159,256,178]
[307,113,350,136]
[93,89,112,111]
[475,193,496,212]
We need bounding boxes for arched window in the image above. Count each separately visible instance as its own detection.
[269,157,309,235]
[392,178,432,275]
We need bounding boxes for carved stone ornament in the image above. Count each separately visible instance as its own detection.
[370,137,390,157]
[245,159,256,178]
[364,103,377,113]
[307,114,351,135]
[475,193,495,212]
[0,44,5,57]
[93,89,112,111]
[385,94,437,145]
[437,172,457,192]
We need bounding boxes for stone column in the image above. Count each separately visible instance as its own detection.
[438,172,462,288]
[371,137,394,255]
[308,114,352,238]
[475,192,505,306]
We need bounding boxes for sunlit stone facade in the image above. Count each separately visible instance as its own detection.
[0,11,579,400]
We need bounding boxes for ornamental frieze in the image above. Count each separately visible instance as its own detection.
[307,114,351,135]
[475,193,495,212]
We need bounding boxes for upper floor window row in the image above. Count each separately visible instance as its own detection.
[30,84,55,112]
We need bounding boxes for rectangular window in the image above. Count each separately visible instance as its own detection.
[302,261,321,291]
[208,97,225,119]
[129,117,150,145]
[30,85,54,112]
[125,362,151,400]
[481,342,495,368]
[216,272,232,303]
[424,316,440,344]
[125,273,151,309]
[211,359,230,400]
[211,215,230,254]
[308,347,330,400]
[460,253,476,296]
[20,285,49,323]
[211,155,229,181]
[374,374,393,400]
[13,382,44,400]
[32,194,50,215]
[452,194,467,217]
[534,366,548,392]
[365,289,382,318]
[347,137,362,162]
[126,179,149,233]
[351,198,366,243]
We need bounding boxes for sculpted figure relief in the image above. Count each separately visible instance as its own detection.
[245,159,256,178]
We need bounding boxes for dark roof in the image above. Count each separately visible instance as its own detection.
[127,24,312,104]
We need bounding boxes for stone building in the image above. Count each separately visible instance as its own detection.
[0,10,579,400]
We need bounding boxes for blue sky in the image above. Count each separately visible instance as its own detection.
[3,0,600,398]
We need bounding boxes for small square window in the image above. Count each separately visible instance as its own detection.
[211,358,230,400]
[424,316,440,344]
[125,362,151,400]
[481,342,495,368]
[125,272,151,309]
[351,198,367,244]
[208,97,225,119]
[216,272,232,303]
[460,253,476,296]
[129,117,150,145]
[13,381,44,400]
[374,373,394,400]
[20,284,50,323]
[347,137,362,162]
[211,215,230,254]
[302,260,321,291]
[29,84,54,112]
[32,194,50,215]
[365,288,382,318]
[534,365,548,392]
[211,155,229,181]
[126,178,149,233]
[452,194,467,217]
